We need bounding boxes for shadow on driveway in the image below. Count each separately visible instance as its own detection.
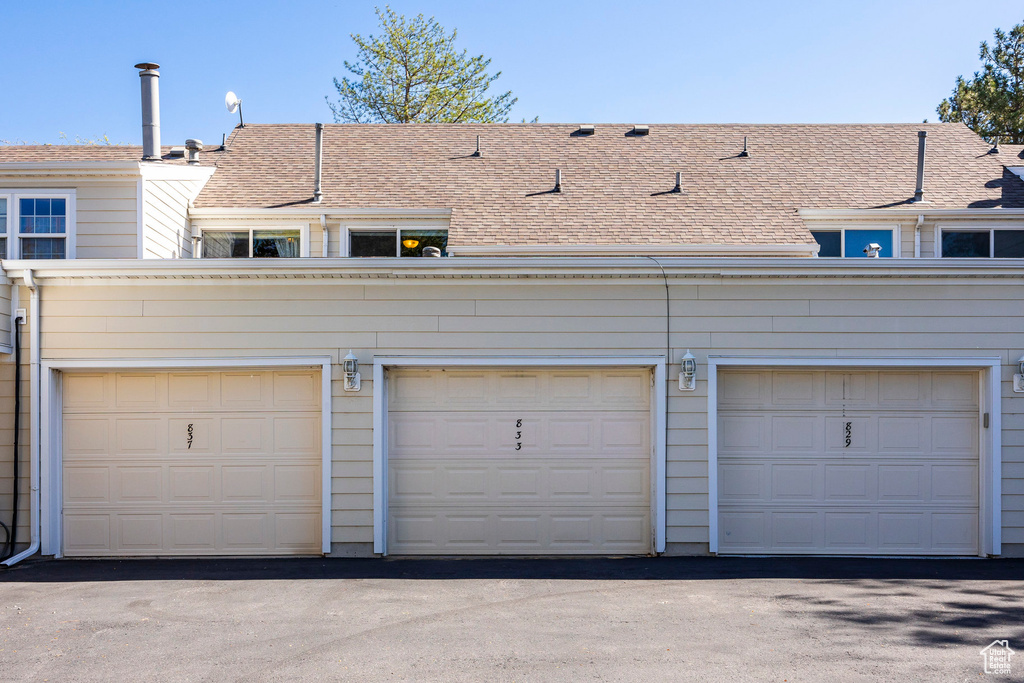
[3,555,1023,583]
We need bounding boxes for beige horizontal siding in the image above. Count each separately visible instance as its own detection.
[75,183,138,259]
[8,276,1021,558]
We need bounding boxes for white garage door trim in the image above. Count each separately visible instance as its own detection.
[373,357,667,555]
[708,356,1001,557]
[39,356,333,558]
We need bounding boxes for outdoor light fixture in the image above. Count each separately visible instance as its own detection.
[343,350,361,392]
[1015,356,1024,393]
[402,239,420,249]
[679,350,697,391]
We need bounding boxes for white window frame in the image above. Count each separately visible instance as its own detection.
[810,224,901,258]
[342,224,449,257]
[936,224,1024,258]
[196,224,310,258]
[0,190,77,260]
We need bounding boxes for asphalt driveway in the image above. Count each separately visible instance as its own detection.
[1,557,1021,682]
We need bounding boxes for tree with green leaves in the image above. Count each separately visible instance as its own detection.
[937,22,1024,143]
[327,6,517,123]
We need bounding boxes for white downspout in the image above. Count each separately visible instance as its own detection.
[3,271,40,566]
[914,214,924,258]
[320,215,328,258]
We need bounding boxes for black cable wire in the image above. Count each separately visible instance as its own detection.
[2,317,21,561]
[643,256,671,365]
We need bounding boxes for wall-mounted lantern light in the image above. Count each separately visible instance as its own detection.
[1014,356,1024,393]
[679,349,697,391]
[343,350,361,392]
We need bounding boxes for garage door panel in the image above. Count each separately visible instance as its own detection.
[824,465,873,501]
[118,514,164,550]
[168,466,215,501]
[221,465,268,501]
[771,416,819,451]
[63,369,322,557]
[115,374,163,409]
[771,464,819,500]
[168,514,217,550]
[222,513,268,548]
[389,368,651,412]
[115,417,163,454]
[390,411,648,457]
[389,459,649,506]
[388,508,650,554]
[932,513,979,550]
[168,372,218,408]
[772,511,821,549]
[387,368,652,554]
[824,512,873,549]
[117,466,163,502]
[719,369,979,555]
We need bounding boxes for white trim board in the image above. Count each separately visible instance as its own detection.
[706,355,1002,557]
[40,355,334,557]
[372,355,668,556]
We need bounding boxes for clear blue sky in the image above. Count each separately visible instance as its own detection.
[1,1,1021,146]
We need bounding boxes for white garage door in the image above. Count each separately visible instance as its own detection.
[718,370,980,555]
[387,367,652,554]
[63,369,322,556]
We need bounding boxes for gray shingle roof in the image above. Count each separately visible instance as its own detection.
[194,123,1024,247]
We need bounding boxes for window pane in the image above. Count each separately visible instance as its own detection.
[844,229,893,258]
[19,197,67,234]
[253,230,301,257]
[0,198,6,236]
[398,230,448,257]
[942,231,989,258]
[350,231,397,257]
[993,230,1024,258]
[0,237,6,257]
[203,231,249,258]
[810,231,841,257]
[20,238,65,259]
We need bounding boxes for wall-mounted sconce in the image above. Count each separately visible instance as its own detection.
[679,349,697,391]
[1014,356,1024,393]
[343,350,361,392]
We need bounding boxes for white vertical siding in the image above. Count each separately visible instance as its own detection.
[143,179,204,258]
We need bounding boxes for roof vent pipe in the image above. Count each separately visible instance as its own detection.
[912,130,927,202]
[989,136,1000,155]
[738,136,749,158]
[673,172,682,193]
[473,135,481,157]
[313,123,324,204]
[554,169,562,193]
[135,62,161,161]
[185,139,202,165]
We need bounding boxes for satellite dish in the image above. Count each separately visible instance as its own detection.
[224,91,244,127]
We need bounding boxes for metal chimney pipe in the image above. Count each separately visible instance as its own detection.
[912,130,927,202]
[313,123,324,203]
[135,62,162,161]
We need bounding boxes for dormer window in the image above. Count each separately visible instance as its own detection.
[199,227,308,258]
[940,229,1024,257]
[347,227,447,257]
[0,191,75,259]
[811,228,897,258]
